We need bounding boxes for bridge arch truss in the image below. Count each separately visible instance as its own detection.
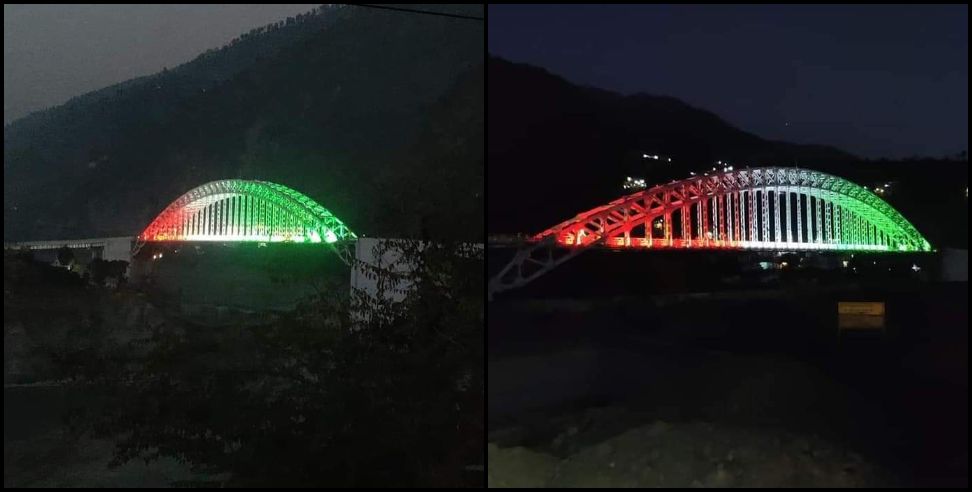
[490,167,931,297]
[138,179,356,262]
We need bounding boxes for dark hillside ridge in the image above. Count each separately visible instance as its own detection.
[5,4,483,241]
[488,56,857,234]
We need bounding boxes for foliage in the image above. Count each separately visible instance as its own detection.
[66,240,483,487]
[85,259,129,287]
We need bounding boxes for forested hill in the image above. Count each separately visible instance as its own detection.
[4,4,484,242]
[488,56,857,234]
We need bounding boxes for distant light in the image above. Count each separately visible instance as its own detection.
[911,264,921,272]
[718,161,722,165]
[689,172,696,176]
[841,260,849,268]
[667,157,672,162]
[728,166,733,171]
[780,261,788,268]
[642,154,648,159]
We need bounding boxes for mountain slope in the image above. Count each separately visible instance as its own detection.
[487,56,855,234]
[4,4,483,241]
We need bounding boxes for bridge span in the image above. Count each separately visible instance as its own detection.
[489,167,933,298]
[3,236,135,263]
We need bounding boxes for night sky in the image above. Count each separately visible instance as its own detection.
[488,4,968,159]
[3,4,317,125]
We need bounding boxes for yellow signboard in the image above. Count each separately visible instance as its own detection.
[837,301,886,332]
[837,302,885,316]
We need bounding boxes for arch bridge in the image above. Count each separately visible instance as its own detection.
[490,167,931,297]
[137,179,356,263]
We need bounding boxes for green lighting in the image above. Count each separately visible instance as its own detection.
[140,180,356,246]
[538,167,932,254]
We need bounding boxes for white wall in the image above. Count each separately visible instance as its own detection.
[350,237,417,304]
[941,248,968,281]
[349,238,483,322]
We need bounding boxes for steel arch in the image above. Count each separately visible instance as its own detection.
[138,179,356,262]
[489,167,931,297]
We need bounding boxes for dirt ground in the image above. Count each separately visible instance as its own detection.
[487,349,898,488]
[489,416,889,487]
[488,284,968,488]
[4,385,223,488]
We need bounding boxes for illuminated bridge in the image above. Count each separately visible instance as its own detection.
[137,179,356,263]
[490,167,932,297]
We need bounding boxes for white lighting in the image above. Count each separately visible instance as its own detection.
[642,154,648,158]
[911,264,921,272]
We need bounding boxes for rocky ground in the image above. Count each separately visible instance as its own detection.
[488,411,891,488]
[4,384,223,488]
[488,285,968,488]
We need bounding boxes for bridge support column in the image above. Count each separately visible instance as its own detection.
[664,212,672,246]
[681,206,690,245]
[696,201,703,245]
[834,205,841,245]
[733,192,741,244]
[811,197,823,244]
[725,194,732,243]
[740,191,747,244]
[796,191,803,246]
[719,196,727,244]
[824,200,831,245]
[746,190,759,245]
[773,188,781,246]
[760,189,769,246]
[646,216,652,247]
[785,189,794,244]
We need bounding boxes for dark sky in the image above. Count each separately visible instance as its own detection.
[4,4,317,125]
[488,4,968,159]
